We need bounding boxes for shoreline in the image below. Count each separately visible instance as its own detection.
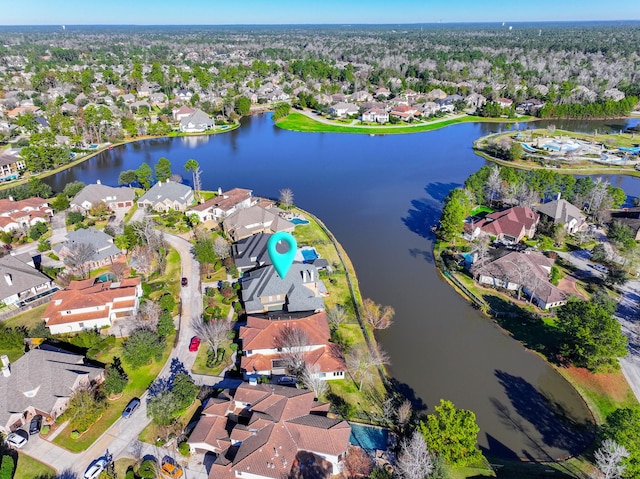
[0,124,239,193]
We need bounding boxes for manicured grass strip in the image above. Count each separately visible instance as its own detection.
[277,112,529,135]
[138,399,200,445]
[14,453,55,479]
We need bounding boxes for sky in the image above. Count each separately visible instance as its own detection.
[2,0,640,25]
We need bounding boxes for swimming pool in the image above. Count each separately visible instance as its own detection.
[291,218,309,225]
[349,423,388,451]
[96,272,117,282]
[301,248,319,262]
[542,140,581,152]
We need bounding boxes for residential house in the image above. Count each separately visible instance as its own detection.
[232,232,273,272]
[137,180,194,212]
[534,197,587,234]
[390,104,420,121]
[329,102,359,118]
[189,187,256,223]
[516,99,544,114]
[610,208,640,240]
[187,383,350,477]
[54,228,123,271]
[176,89,193,102]
[149,92,167,104]
[42,277,142,334]
[0,344,105,435]
[349,90,372,103]
[241,264,327,314]
[374,87,391,98]
[223,205,295,241]
[172,105,195,121]
[421,102,440,117]
[361,108,389,124]
[60,103,79,115]
[239,312,346,380]
[465,206,539,243]
[471,250,568,309]
[119,93,135,104]
[70,182,135,214]
[466,93,487,110]
[496,98,514,109]
[0,196,52,233]
[425,89,447,100]
[179,109,215,133]
[0,254,56,307]
[0,149,26,181]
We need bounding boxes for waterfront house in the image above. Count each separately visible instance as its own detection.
[179,109,215,133]
[534,197,587,234]
[390,105,420,121]
[232,232,273,272]
[496,98,514,109]
[239,312,346,380]
[223,205,294,241]
[137,180,194,212]
[329,102,359,118]
[172,105,195,121]
[465,206,539,243]
[70,182,135,214]
[187,383,350,476]
[361,108,389,123]
[0,149,26,182]
[42,277,142,334]
[241,264,327,314]
[471,250,567,309]
[189,187,256,223]
[0,344,104,435]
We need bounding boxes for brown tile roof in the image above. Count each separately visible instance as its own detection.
[190,188,253,213]
[240,312,331,351]
[473,206,538,240]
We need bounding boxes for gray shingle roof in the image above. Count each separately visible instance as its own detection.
[71,184,135,209]
[0,254,53,302]
[232,233,272,271]
[534,199,585,227]
[54,227,121,262]
[138,180,193,206]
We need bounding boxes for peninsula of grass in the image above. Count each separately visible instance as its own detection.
[277,112,531,135]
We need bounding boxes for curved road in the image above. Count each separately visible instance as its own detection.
[21,232,236,477]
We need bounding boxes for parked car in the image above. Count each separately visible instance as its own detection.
[122,398,141,419]
[5,429,28,449]
[84,457,108,479]
[181,277,188,287]
[592,264,609,274]
[29,414,43,435]
[161,456,184,478]
[189,336,201,352]
[277,376,297,386]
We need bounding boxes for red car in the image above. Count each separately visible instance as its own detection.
[189,336,201,352]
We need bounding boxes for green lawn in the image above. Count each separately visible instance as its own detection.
[192,341,236,376]
[53,333,174,452]
[2,303,48,330]
[139,399,201,445]
[14,453,56,479]
[277,112,529,135]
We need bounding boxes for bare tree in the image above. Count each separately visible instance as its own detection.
[274,324,310,376]
[301,363,328,399]
[131,245,154,278]
[192,317,233,362]
[326,304,348,329]
[396,431,433,479]
[343,445,374,479]
[214,237,231,260]
[279,188,294,210]
[472,236,491,265]
[346,344,390,390]
[396,399,413,432]
[110,262,128,281]
[485,164,502,207]
[138,300,161,330]
[593,439,629,479]
[64,242,95,279]
[362,298,395,330]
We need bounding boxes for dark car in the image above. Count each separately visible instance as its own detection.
[181,277,188,287]
[122,398,141,419]
[29,415,43,435]
[277,376,297,386]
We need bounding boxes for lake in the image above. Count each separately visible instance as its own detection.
[45,114,640,460]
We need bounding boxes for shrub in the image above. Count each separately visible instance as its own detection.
[178,440,191,457]
[70,430,80,439]
[138,459,158,479]
[0,455,15,479]
[40,425,50,435]
[66,211,84,226]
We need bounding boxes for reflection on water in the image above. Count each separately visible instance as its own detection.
[45,114,640,460]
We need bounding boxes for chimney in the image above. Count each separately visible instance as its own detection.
[97,179,101,185]
[218,187,222,195]
[556,192,561,200]
[4,273,12,286]
[8,196,14,201]
[1,366,9,377]
[1,355,9,368]
[158,180,162,187]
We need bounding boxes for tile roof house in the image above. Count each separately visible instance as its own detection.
[70,182,135,214]
[137,180,194,212]
[465,206,539,243]
[187,383,351,478]
[241,264,327,314]
[189,187,256,223]
[0,148,26,181]
[42,277,142,334]
[0,196,52,233]
[329,102,359,118]
[390,104,421,121]
[471,250,568,309]
[0,344,104,435]
[534,198,587,234]
[179,109,215,133]
[240,312,346,380]
[0,254,56,307]
[223,205,295,242]
[54,227,123,271]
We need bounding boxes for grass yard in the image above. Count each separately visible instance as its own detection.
[139,399,201,445]
[2,303,47,330]
[191,341,236,376]
[114,458,137,479]
[146,247,182,301]
[14,453,56,479]
[277,113,528,135]
[53,333,174,452]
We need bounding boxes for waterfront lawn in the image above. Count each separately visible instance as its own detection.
[14,453,55,479]
[53,333,174,452]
